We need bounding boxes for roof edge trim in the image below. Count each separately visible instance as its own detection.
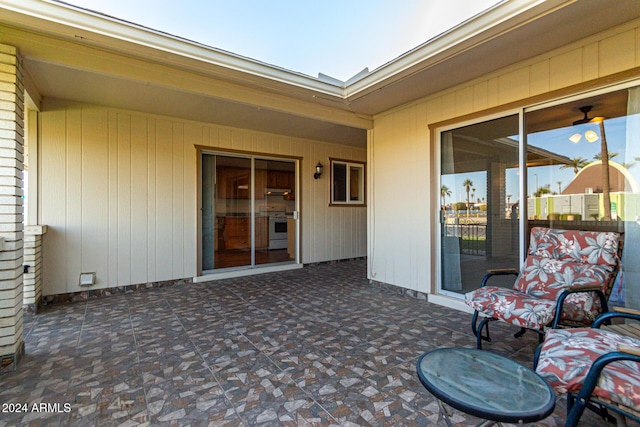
[345,0,571,98]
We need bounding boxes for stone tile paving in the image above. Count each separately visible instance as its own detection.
[0,259,608,426]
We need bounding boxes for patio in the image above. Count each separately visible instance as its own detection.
[0,259,603,426]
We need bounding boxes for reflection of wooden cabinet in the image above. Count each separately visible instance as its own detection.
[223,217,268,249]
[267,171,291,188]
[255,217,267,248]
[224,217,250,249]
[255,169,266,199]
[217,167,250,199]
[217,167,295,200]
[286,172,295,200]
[266,170,295,200]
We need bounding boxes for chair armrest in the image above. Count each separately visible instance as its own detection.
[618,345,640,357]
[565,285,602,292]
[480,268,519,287]
[487,268,519,274]
[552,286,608,328]
[612,306,640,316]
[573,350,640,412]
[594,308,640,328]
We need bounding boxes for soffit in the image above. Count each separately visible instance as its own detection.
[25,59,367,146]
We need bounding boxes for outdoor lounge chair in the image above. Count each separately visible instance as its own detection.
[465,227,622,349]
[534,307,640,427]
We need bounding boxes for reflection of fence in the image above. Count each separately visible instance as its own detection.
[444,224,487,256]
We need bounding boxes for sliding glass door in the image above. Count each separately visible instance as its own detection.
[202,153,297,272]
[438,82,640,308]
[439,115,521,296]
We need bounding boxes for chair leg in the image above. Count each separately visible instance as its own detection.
[471,311,479,337]
[476,317,493,350]
[533,343,543,369]
[514,327,527,338]
[565,394,588,427]
[514,327,544,343]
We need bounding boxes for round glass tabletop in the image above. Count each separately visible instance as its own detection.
[416,347,555,423]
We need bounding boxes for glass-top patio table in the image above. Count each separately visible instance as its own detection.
[416,348,555,426]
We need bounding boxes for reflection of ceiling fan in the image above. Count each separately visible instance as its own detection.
[572,106,604,125]
[570,106,603,143]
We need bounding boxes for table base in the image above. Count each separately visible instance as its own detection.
[437,399,502,427]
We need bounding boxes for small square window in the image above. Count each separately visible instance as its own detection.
[330,159,365,206]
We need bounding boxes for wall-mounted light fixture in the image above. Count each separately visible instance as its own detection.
[313,162,323,180]
[79,272,96,287]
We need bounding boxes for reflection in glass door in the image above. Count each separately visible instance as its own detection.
[524,86,639,308]
[254,159,297,266]
[439,115,521,296]
[202,153,297,272]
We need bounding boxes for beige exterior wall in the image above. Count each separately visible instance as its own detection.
[368,19,640,294]
[39,99,366,296]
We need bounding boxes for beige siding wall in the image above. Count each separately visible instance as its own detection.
[40,100,366,296]
[369,19,640,293]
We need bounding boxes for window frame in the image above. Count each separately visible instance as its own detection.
[329,158,366,206]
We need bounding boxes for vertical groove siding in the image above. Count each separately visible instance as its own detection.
[368,21,640,293]
[40,101,366,295]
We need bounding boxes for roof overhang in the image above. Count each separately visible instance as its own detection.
[345,0,640,114]
[1,0,639,147]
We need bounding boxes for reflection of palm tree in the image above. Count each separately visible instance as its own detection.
[621,161,637,170]
[593,151,619,161]
[463,179,473,216]
[440,185,451,210]
[535,184,552,197]
[597,120,612,221]
[560,157,589,174]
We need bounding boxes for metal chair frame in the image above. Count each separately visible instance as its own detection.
[470,234,623,350]
[534,309,640,427]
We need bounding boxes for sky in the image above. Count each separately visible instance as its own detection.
[62,0,501,81]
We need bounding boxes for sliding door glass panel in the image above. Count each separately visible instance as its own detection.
[256,159,296,265]
[204,155,252,270]
[254,159,269,265]
[202,154,216,271]
[439,115,520,296]
[525,85,640,308]
[202,153,298,272]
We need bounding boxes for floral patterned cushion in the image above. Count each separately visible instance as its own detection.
[465,286,606,330]
[536,328,640,412]
[465,286,557,329]
[513,256,613,299]
[527,227,619,268]
[465,228,621,329]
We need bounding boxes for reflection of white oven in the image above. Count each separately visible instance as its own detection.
[268,217,288,249]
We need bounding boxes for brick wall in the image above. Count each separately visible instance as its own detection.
[0,43,25,367]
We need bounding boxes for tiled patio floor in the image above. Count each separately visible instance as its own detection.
[1,259,605,426]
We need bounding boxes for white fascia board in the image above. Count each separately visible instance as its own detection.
[0,0,346,97]
[344,0,572,98]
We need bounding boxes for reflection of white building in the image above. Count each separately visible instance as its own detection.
[528,161,640,220]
